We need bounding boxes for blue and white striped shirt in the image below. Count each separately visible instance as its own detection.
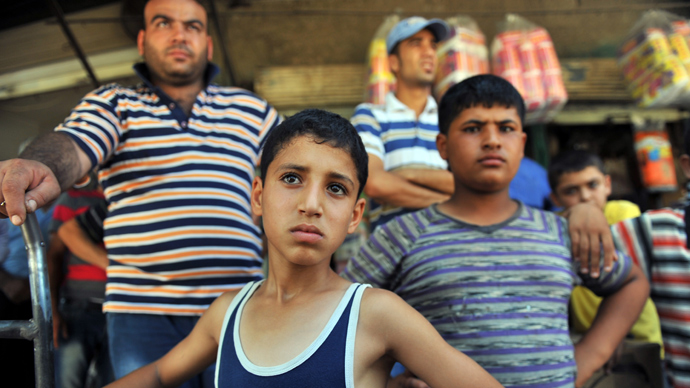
[351,93,447,230]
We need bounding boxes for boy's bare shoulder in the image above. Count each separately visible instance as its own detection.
[359,287,415,325]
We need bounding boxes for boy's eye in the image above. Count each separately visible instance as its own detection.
[328,184,347,196]
[463,126,480,133]
[281,173,301,185]
[588,181,599,189]
[563,188,577,196]
[500,126,515,132]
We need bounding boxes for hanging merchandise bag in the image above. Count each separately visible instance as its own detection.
[618,10,690,108]
[365,15,399,105]
[633,118,678,192]
[491,14,567,125]
[434,15,489,101]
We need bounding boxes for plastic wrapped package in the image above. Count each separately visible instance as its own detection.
[632,118,677,191]
[618,10,690,108]
[433,16,489,101]
[365,15,399,104]
[491,14,567,124]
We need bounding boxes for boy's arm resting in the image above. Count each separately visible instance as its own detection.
[105,291,237,388]
[564,202,617,277]
[391,168,454,196]
[57,218,108,269]
[365,155,450,209]
[362,288,502,388]
[0,133,91,224]
[574,259,649,387]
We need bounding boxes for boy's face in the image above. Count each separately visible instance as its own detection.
[551,166,611,211]
[389,29,438,87]
[251,136,365,268]
[437,104,525,193]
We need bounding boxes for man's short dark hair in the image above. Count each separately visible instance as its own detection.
[547,150,606,191]
[260,109,369,198]
[438,74,526,135]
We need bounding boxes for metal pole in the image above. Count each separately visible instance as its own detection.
[207,0,237,85]
[46,0,100,89]
[21,212,55,388]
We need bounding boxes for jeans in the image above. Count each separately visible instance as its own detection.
[107,313,216,388]
[55,299,113,388]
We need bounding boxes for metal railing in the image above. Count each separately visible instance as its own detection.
[0,212,55,388]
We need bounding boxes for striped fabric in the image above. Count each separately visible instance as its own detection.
[49,188,107,302]
[351,92,447,230]
[55,63,280,316]
[343,203,632,387]
[612,208,690,388]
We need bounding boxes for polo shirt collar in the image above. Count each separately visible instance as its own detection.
[384,92,438,116]
[133,62,220,89]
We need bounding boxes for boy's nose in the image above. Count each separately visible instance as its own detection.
[299,185,323,217]
[482,127,501,149]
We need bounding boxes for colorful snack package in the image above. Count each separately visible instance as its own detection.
[434,16,489,101]
[365,15,399,104]
[633,119,677,191]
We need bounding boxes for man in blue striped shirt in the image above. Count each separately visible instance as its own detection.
[353,17,455,231]
[344,75,649,387]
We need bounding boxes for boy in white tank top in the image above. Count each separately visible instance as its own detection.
[105,109,502,387]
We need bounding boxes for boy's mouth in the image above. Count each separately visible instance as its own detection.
[478,154,506,167]
[290,224,324,243]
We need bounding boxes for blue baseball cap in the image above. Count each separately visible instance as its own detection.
[386,17,451,54]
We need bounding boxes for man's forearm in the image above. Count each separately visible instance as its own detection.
[393,168,454,195]
[366,170,449,209]
[19,132,87,191]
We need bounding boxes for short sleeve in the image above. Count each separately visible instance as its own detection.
[604,200,641,226]
[257,102,281,150]
[350,104,385,161]
[341,215,415,289]
[578,249,633,297]
[611,213,653,280]
[54,84,124,169]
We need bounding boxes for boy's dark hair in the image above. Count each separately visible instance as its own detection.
[438,74,526,135]
[260,109,369,198]
[547,150,606,191]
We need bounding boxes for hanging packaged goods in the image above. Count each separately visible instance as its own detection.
[433,16,489,101]
[490,14,568,125]
[618,10,690,108]
[632,119,678,191]
[365,15,399,105]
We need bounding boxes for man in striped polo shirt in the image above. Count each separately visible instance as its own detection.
[344,75,650,387]
[353,17,454,231]
[609,128,690,388]
[0,0,279,386]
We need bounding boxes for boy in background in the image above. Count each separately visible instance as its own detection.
[105,109,501,388]
[548,150,664,361]
[343,75,650,387]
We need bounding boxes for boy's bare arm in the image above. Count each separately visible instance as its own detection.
[391,168,454,195]
[365,156,450,209]
[574,263,649,387]
[58,219,108,269]
[105,291,237,388]
[361,288,502,388]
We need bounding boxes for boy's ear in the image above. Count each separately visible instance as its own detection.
[604,174,612,197]
[347,197,367,234]
[550,192,563,208]
[680,155,690,180]
[250,176,264,217]
[436,133,448,161]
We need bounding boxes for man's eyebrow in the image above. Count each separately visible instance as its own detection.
[149,14,205,27]
[150,14,171,25]
[498,119,519,125]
